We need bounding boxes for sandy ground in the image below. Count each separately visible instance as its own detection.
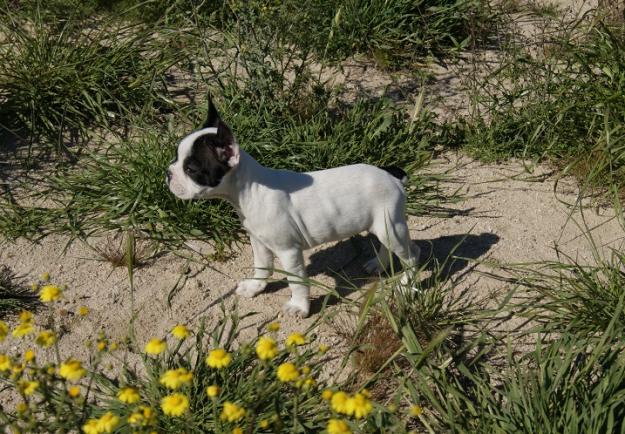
[1,153,623,379]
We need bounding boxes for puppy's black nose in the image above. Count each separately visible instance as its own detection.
[165,169,172,185]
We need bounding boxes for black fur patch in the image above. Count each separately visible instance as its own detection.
[184,124,234,187]
[380,165,407,183]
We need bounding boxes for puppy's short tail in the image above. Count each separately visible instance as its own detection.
[380,165,408,185]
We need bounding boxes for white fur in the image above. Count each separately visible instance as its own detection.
[168,134,419,317]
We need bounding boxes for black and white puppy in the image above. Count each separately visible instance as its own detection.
[166,98,420,317]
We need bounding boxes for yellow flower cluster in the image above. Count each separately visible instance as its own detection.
[207,384,221,398]
[161,393,190,416]
[327,418,352,434]
[276,362,299,382]
[144,338,167,355]
[160,367,193,389]
[59,359,86,382]
[285,332,306,347]
[328,390,374,419]
[220,401,246,422]
[117,387,140,404]
[17,379,39,396]
[256,336,278,360]
[39,284,62,302]
[128,405,156,426]
[171,324,189,340]
[35,330,56,348]
[206,348,232,369]
[12,311,35,338]
[82,411,119,434]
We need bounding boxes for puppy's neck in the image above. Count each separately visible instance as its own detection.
[208,150,267,213]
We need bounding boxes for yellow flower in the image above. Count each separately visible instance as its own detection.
[117,387,140,404]
[302,378,315,389]
[39,284,62,302]
[301,365,311,375]
[322,389,334,400]
[144,338,167,355]
[40,272,50,282]
[327,419,351,434]
[259,419,270,428]
[206,348,232,369]
[331,391,350,414]
[0,354,11,371]
[207,385,221,398]
[16,402,28,413]
[267,322,280,332]
[232,428,243,434]
[128,406,154,426]
[97,341,107,352]
[256,336,278,360]
[220,401,246,422]
[11,361,24,373]
[19,310,33,323]
[59,359,86,382]
[78,306,90,316]
[409,405,423,417]
[128,411,143,425]
[319,343,329,354]
[285,332,306,347]
[12,322,34,338]
[35,330,56,348]
[0,321,8,341]
[24,349,35,363]
[160,368,193,389]
[109,342,118,351]
[161,393,189,417]
[276,362,299,382]
[17,380,39,396]
[82,420,99,434]
[96,412,119,433]
[171,324,189,340]
[345,392,373,419]
[68,386,81,398]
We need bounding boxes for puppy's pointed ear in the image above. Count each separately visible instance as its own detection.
[215,123,240,168]
[202,94,220,129]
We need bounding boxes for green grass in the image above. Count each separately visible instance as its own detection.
[0,5,181,158]
[0,265,38,316]
[463,20,625,193]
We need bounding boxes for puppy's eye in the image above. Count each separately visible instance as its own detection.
[184,166,196,175]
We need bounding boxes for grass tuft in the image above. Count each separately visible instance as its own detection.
[0,265,38,316]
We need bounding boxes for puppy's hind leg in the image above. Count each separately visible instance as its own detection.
[276,249,310,318]
[371,218,420,280]
[236,236,274,298]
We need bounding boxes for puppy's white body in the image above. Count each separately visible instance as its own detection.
[233,153,405,249]
[168,113,419,317]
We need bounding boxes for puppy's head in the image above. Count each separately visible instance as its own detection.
[166,97,240,200]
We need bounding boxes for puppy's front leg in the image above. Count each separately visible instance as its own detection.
[276,249,310,318]
[236,236,274,298]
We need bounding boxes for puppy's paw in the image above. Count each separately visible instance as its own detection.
[283,298,310,318]
[363,257,384,274]
[235,279,267,298]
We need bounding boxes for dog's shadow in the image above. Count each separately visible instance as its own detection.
[295,232,500,315]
